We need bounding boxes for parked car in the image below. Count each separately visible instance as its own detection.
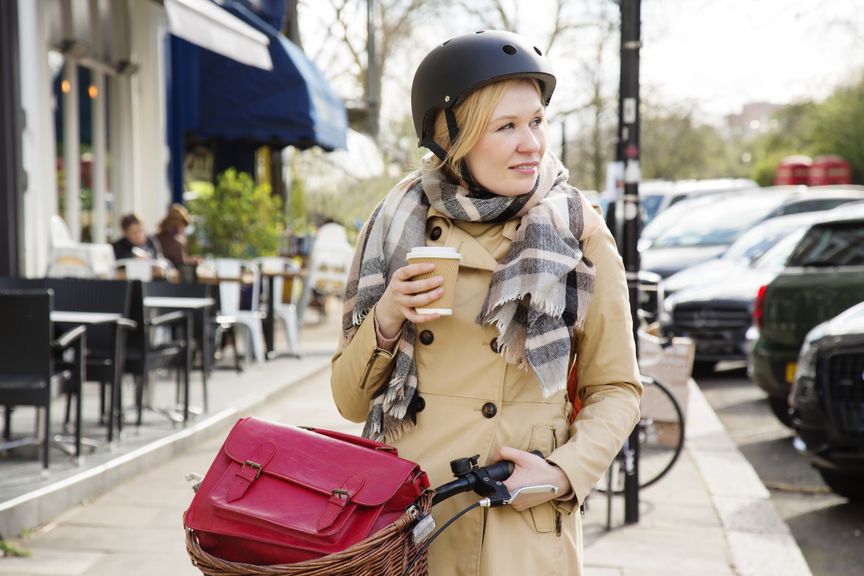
[661,211,823,298]
[789,301,864,500]
[658,212,824,371]
[640,178,758,227]
[749,211,864,425]
[640,186,864,278]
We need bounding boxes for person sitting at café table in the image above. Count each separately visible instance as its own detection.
[112,213,161,261]
[155,203,200,268]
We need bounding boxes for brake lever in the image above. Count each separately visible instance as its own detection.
[480,484,559,508]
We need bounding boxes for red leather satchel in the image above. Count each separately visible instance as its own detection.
[184,417,429,565]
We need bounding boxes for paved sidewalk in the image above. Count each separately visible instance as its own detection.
[0,322,814,575]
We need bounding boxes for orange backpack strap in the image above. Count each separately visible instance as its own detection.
[567,361,582,424]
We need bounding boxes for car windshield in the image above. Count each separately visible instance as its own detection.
[651,193,791,248]
[641,194,666,225]
[751,228,807,270]
[723,216,817,263]
[787,222,864,267]
[640,194,722,245]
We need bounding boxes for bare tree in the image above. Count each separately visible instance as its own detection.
[300,0,448,143]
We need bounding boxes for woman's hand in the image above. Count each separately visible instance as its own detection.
[374,262,445,338]
[498,446,572,511]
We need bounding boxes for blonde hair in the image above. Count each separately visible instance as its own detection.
[430,78,543,181]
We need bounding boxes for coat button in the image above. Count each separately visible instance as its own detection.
[412,395,426,413]
[481,402,497,419]
[429,226,443,241]
[490,338,499,353]
[419,330,434,345]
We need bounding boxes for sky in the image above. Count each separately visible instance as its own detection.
[640,0,864,122]
[301,0,864,129]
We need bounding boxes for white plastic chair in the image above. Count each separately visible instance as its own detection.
[214,258,266,364]
[257,256,300,356]
[48,215,115,277]
[298,223,354,323]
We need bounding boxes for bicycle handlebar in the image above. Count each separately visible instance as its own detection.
[431,451,543,506]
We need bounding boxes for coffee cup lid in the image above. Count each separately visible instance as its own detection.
[407,246,461,259]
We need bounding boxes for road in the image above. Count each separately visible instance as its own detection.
[697,364,864,576]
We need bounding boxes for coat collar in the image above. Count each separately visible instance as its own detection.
[425,207,520,272]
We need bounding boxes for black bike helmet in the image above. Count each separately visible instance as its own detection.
[411,30,556,159]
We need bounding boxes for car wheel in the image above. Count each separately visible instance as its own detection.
[818,468,864,501]
[767,396,793,428]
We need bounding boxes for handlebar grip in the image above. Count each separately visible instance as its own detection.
[482,459,514,481]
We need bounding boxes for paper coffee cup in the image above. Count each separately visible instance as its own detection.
[406,247,461,315]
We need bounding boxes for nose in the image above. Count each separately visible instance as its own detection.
[517,126,542,153]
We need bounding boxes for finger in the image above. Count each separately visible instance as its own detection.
[404,275,444,294]
[392,286,442,310]
[499,446,538,465]
[395,262,436,280]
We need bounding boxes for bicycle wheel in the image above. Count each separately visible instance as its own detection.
[598,375,685,494]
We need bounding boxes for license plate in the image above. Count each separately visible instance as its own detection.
[785,362,797,384]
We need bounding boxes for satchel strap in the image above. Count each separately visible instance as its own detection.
[317,474,365,532]
[227,442,276,502]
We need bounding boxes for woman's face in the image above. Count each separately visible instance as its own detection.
[464,82,547,197]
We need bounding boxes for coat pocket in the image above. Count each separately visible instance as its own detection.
[527,424,559,533]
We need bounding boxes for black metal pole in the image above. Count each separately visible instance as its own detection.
[0,0,22,277]
[618,0,642,525]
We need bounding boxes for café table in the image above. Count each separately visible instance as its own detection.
[143,296,215,422]
[51,311,132,451]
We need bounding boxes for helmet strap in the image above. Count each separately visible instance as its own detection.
[443,107,488,196]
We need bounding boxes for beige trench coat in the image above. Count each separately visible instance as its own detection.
[331,195,642,576]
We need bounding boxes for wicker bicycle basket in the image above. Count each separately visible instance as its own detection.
[185,492,434,576]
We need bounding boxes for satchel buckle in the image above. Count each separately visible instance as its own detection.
[331,488,350,500]
[242,460,263,480]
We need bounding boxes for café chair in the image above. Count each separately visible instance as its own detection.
[0,289,87,470]
[214,258,266,364]
[125,281,193,425]
[143,282,220,409]
[299,222,353,324]
[47,278,136,443]
[257,256,301,357]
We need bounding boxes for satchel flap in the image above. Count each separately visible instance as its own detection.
[223,418,420,507]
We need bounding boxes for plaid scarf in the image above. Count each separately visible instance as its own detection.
[342,153,595,442]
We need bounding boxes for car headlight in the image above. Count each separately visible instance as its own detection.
[794,339,817,381]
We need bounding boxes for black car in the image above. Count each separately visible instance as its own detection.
[789,301,864,500]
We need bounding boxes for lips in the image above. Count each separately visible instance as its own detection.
[510,162,539,174]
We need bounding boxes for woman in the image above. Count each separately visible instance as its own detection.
[332,30,642,576]
[154,203,199,268]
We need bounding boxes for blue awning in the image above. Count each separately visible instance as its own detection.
[195,3,347,150]
[167,1,347,202]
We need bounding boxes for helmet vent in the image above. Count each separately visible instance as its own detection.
[502,44,517,55]
[534,46,543,56]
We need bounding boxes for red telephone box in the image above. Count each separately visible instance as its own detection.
[808,155,852,186]
[774,155,812,185]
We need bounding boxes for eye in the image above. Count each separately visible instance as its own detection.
[496,122,515,132]
[530,117,544,127]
